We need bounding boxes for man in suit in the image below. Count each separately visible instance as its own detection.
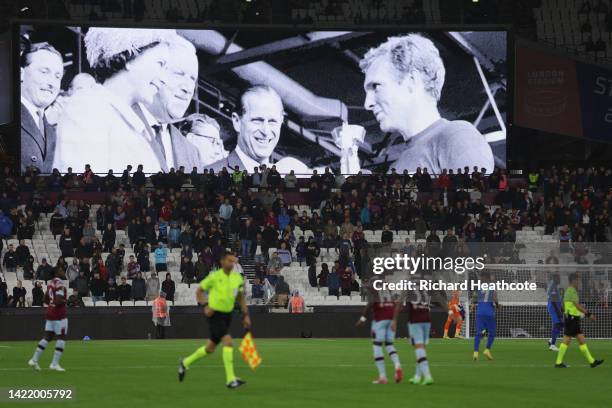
[208,85,314,175]
[142,35,201,172]
[20,43,64,173]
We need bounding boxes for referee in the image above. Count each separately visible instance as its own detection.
[178,252,252,388]
[555,274,603,368]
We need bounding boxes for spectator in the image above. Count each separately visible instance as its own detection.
[117,276,132,303]
[74,271,89,298]
[102,223,116,252]
[67,288,84,307]
[0,276,7,307]
[251,278,264,300]
[131,272,146,301]
[545,250,559,264]
[274,276,290,307]
[23,255,35,280]
[288,290,305,313]
[181,256,196,284]
[277,242,292,265]
[318,262,330,287]
[66,258,80,285]
[340,267,353,296]
[15,239,31,267]
[2,244,17,272]
[127,254,141,278]
[307,262,318,288]
[381,224,394,244]
[267,252,283,276]
[90,272,107,304]
[295,236,307,264]
[11,280,27,307]
[59,228,75,257]
[146,272,160,301]
[36,258,53,282]
[155,243,168,272]
[137,245,151,273]
[49,209,65,237]
[161,273,175,302]
[194,255,209,282]
[327,267,340,298]
[239,218,257,258]
[106,278,118,302]
[32,281,44,306]
[284,170,298,190]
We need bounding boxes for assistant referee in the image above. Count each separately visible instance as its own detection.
[178,252,252,388]
[555,273,603,368]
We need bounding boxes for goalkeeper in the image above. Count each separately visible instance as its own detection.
[555,274,603,368]
[178,252,252,388]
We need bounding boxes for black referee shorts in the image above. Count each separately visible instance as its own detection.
[564,315,582,337]
[207,311,233,344]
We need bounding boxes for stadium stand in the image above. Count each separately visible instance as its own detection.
[1,164,610,312]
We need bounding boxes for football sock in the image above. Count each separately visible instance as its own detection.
[549,323,562,346]
[443,318,452,334]
[415,348,431,379]
[223,346,236,384]
[473,333,482,351]
[51,340,65,366]
[455,321,463,336]
[183,346,208,369]
[579,344,595,364]
[486,332,495,349]
[32,338,48,363]
[556,343,568,365]
[385,343,401,369]
[373,342,386,378]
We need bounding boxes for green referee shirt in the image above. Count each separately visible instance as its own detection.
[564,286,581,317]
[200,268,244,313]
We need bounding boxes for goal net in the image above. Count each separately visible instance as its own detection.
[460,264,612,339]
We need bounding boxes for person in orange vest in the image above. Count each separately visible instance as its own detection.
[152,292,171,339]
[289,290,305,313]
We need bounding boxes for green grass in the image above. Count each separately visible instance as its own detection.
[0,338,609,407]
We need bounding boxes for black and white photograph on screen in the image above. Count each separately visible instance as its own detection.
[19,25,507,175]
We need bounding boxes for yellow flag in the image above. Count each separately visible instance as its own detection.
[239,332,262,371]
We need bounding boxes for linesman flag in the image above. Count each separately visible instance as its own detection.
[239,331,262,371]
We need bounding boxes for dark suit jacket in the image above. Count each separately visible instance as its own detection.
[208,150,247,173]
[169,125,201,171]
[21,103,56,173]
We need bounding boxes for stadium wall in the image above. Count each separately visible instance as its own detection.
[0,307,449,341]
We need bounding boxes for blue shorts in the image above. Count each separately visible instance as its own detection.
[475,314,496,335]
[408,322,431,345]
[371,320,395,344]
[547,302,564,325]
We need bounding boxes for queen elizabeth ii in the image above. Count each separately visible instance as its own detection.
[53,27,179,174]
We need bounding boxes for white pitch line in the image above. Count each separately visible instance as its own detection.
[0,362,593,372]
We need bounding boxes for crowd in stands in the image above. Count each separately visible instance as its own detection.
[1,163,612,308]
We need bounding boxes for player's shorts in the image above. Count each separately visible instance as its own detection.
[475,314,496,335]
[207,311,233,344]
[371,319,395,344]
[45,319,68,336]
[564,315,582,337]
[408,322,431,345]
[547,302,564,325]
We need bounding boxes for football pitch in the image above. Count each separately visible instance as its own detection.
[0,338,609,408]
